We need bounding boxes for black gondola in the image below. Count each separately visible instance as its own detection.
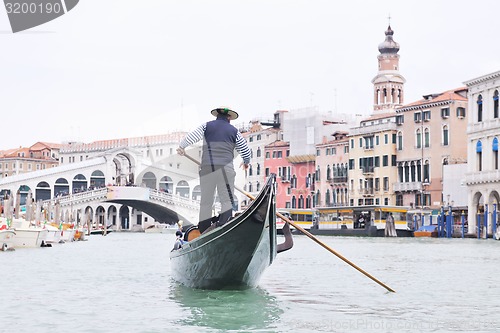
[169,174,292,290]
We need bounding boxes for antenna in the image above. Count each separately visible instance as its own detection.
[387,14,391,26]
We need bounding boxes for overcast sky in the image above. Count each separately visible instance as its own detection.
[1,0,499,150]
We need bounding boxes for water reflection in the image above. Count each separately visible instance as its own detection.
[169,282,283,332]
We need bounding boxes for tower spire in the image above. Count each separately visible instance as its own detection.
[371,23,406,114]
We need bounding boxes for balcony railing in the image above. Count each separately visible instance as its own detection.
[465,170,500,185]
[393,182,423,192]
[362,166,374,174]
[360,188,374,196]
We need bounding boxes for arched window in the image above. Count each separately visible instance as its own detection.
[248,164,253,176]
[410,161,416,182]
[476,141,483,171]
[256,181,260,192]
[325,189,331,206]
[397,131,403,150]
[291,196,296,209]
[298,195,304,209]
[493,137,498,170]
[256,163,260,175]
[477,95,483,122]
[423,160,430,183]
[494,90,499,119]
[315,166,321,181]
[416,129,422,149]
[424,128,430,148]
[256,147,261,157]
[442,125,449,146]
[326,165,331,180]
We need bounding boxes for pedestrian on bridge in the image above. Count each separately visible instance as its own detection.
[177,107,251,233]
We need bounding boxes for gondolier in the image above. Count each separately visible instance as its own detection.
[177,106,251,232]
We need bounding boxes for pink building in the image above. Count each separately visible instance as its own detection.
[264,140,291,209]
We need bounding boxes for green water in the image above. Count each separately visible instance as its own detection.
[1,233,499,332]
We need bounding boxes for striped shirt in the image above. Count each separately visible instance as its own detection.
[179,122,251,165]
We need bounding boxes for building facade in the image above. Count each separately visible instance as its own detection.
[394,88,468,212]
[314,131,349,207]
[464,70,500,236]
[0,142,60,179]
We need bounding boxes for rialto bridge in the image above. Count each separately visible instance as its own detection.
[0,146,245,229]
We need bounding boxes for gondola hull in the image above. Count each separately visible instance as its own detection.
[169,176,278,290]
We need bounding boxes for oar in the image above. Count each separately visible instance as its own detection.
[180,153,396,293]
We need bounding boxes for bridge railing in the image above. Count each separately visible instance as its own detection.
[149,188,200,211]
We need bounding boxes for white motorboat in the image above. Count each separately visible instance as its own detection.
[44,224,63,244]
[10,218,49,248]
[0,229,16,251]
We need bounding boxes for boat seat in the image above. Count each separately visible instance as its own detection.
[183,226,201,242]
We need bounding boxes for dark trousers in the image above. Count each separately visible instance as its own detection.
[199,164,236,228]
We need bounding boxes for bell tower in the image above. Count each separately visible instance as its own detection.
[371,25,406,114]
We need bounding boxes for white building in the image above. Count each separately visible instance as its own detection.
[464,70,500,237]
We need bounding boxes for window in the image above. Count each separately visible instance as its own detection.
[383,155,388,167]
[316,149,320,156]
[457,107,466,118]
[256,148,261,157]
[359,138,363,148]
[494,90,499,119]
[265,152,270,158]
[416,129,422,148]
[277,151,282,158]
[349,159,355,170]
[384,134,389,144]
[423,160,430,182]
[424,128,430,147]
[396,114,404,125]
[265,167,270,177]
[351,139,354,149]
[441,107,450,118]
[476,141,482,171]
[397,132,403,150]
[443,125,449,146]
[493,137,499,170]
[414,112,422,122]
[392,155,397,166]
[423,110,431,122]
[383,177,389,191]
[477,95,483,122]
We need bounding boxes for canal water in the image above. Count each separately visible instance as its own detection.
[1,232,499,333]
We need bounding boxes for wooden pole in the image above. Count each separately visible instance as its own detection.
[181,153,396,293]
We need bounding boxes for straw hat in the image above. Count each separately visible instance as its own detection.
[210,107,239,120]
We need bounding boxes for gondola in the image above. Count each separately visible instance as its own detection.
[169,174,293,290]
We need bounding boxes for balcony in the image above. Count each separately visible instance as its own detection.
[468,118,500,135]
[465,170,500,185]
[393,182,423,192]
[280,176,290,183]
[362,166,374,175]
[330,176,348,184]
[360,188,374,196]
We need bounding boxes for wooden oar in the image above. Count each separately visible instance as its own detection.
[180,152,396,293]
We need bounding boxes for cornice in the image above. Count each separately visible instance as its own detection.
[396,100,452,113]
[463,70,500,86]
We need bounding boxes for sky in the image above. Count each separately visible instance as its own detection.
[1,0,499,150]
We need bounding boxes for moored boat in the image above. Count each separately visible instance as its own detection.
[169,175,292,290]
[9,218,49,248]
[0,229,16,251]
[414,224,438,238]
